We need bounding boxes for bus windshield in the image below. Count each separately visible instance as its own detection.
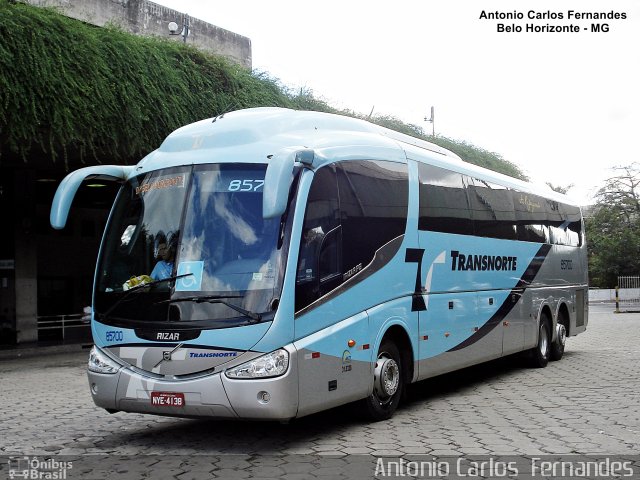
[94,164,286,328]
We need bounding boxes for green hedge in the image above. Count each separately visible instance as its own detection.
[0,0,525,180]
[0,0,294,165]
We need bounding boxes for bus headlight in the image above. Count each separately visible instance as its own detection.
[88,346,120,374]
[225,349,289,379]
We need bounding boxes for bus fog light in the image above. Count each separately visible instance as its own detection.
[258,391,271,404]
[91,383,98,395]
[225,349,289,379]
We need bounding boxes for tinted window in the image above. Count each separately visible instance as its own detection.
[563,204,582,247]
[418,164,473,235]
[514,192,549,243]
[295,165,340,311]
[549,202,582,247]
[518,222,549,243]
[338,161,408,276]
[295,160,408,312]
[547,199,566,245]
[467,178,517,240]
[417,163,583,247]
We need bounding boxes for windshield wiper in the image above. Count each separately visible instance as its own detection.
[99,274,193,320]
[157,295,263,322]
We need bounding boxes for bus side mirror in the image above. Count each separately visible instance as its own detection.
[263,149,317,219]
[263,153,295,219]
[50,165,134,229]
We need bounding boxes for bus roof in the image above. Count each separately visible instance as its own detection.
[138,107,578,207]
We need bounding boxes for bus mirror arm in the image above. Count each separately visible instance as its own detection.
[50,165,135,229]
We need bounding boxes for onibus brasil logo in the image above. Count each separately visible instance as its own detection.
[7,456,72,479]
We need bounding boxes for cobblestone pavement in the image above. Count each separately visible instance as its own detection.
[0,305,638,478]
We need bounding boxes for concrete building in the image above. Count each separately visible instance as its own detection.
[27,0,252,68]
[0,0,252,345]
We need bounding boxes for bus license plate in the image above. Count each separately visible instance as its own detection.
[150,392,185,407]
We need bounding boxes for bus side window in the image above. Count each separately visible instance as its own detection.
[295,166,340,311]
[514,191,549,243]
[563,204,582,247]
[295,160,408,313]
[467,178,517,240]
[338,161,408,276]
[318,225,342,292]
[418,164,473,235]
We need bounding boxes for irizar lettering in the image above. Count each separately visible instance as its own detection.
[157,332,180,341]
[450,250,517,271]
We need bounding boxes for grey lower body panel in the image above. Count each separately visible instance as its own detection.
[87,345,299,420]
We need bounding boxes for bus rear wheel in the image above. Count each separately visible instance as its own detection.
[550,322,566,361]
[529,315,550,368]
[361,340,403,421]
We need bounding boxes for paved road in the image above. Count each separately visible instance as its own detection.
[0,304,638,478]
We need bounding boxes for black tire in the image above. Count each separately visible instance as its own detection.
[361,340,403,421]
[529,314,550,368]
[550,321,567,361]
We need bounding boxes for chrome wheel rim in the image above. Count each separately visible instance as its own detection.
[374,354,400,402]
[557,324,567,346]
[540,324,549,357]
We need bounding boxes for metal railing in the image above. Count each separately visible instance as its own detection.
[615,276,640,312]
[37,312,91,340]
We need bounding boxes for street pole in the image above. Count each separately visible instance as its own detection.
[424,106,435,136]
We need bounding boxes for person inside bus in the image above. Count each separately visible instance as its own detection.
[151,230,177,280]
[297,226,323,283]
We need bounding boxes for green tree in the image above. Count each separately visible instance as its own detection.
[586,163,640,287]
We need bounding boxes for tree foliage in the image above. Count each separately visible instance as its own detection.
[586,163,640,287]
[0,0,294,167]
[0,0,526,180]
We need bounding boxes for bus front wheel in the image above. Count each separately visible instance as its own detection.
[361,340,403,421]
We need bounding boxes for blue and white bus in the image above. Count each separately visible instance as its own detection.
[51,108,588,421]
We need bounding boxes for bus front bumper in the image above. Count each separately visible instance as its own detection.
[87,346,299,420]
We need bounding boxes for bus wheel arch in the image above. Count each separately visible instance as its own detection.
[361,325,413,421]
[383,325,414,386]
[550,303,569,361]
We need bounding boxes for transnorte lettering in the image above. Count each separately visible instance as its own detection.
[189,352,238,358]
[450,250,517,271]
